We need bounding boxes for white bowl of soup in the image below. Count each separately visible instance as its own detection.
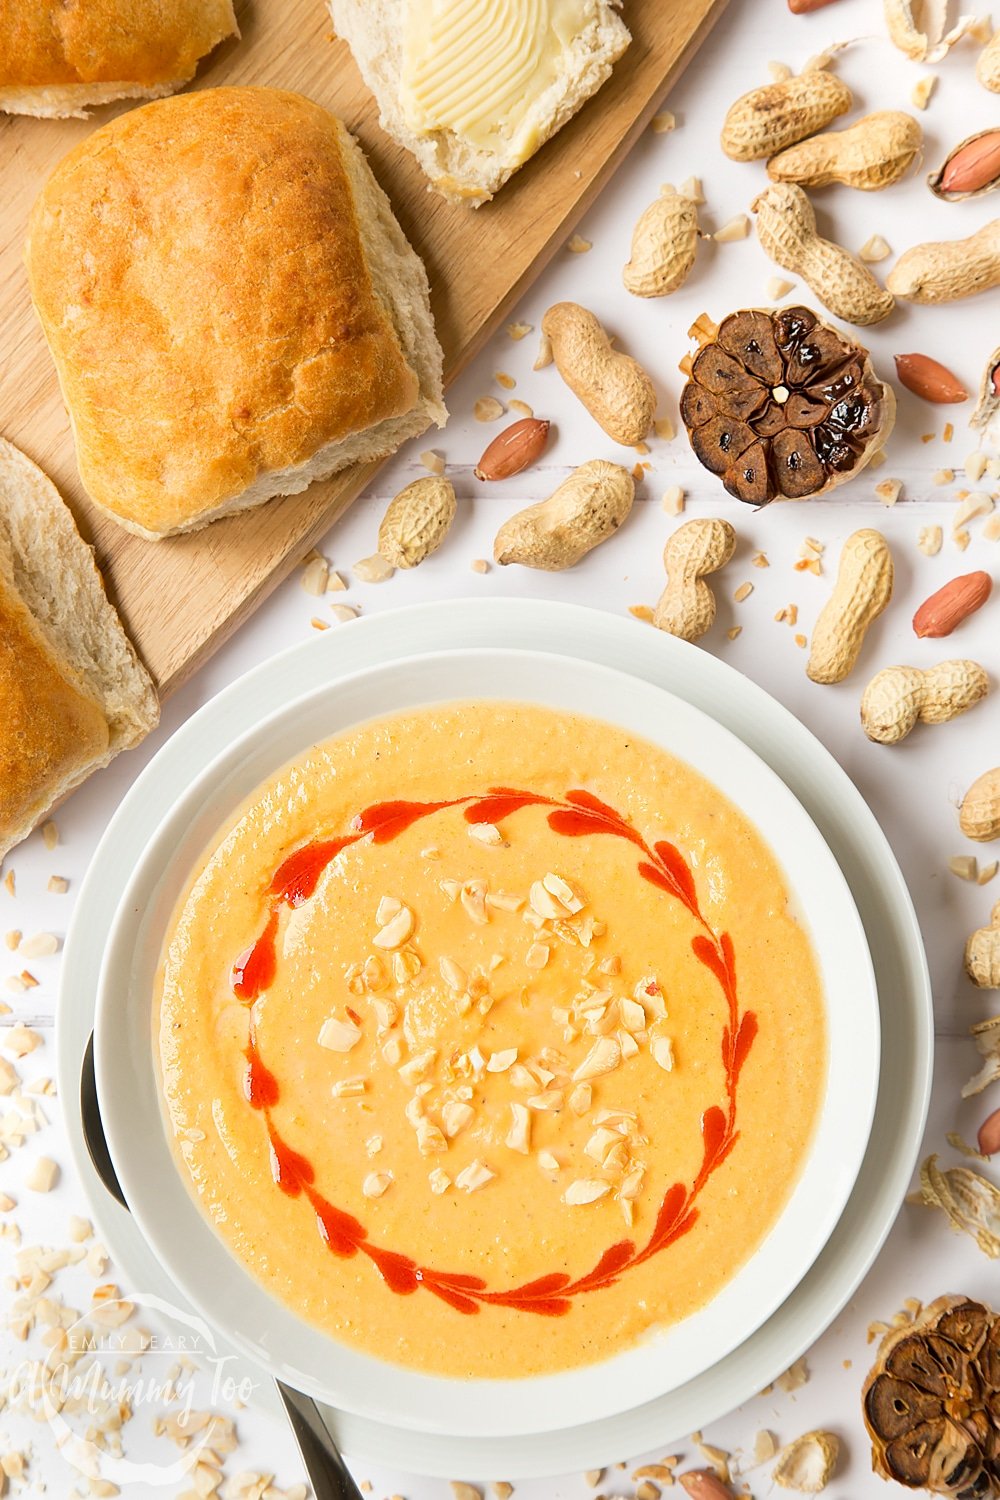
[95,647,878,1437]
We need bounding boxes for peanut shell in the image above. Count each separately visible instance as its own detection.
[887,221,1000,303]
[542,303,656,445]
[768,111,921,191]
[377,477,456,569]
[752,183,895,325]
[493,460,634,571]
[721,70,851,162]
[623,186,699,298]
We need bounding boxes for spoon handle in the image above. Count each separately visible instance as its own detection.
[276,1380,366,1500]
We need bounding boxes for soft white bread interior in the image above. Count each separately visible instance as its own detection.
[0,0,239,119]
[328,0,630,205]
[0,438,159,861]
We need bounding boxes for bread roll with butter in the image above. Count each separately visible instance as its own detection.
[0,438,158,863]
[329,0,630,206]
[26,88,446,539]
[0,0,238,118]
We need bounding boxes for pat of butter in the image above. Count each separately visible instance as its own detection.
[400,0,597,161]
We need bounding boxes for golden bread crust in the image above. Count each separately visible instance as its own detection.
[25,88,422,535]
[0,588,109,839]
[0,0,237,88]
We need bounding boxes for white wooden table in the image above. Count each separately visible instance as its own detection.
[3,0,1000,1492]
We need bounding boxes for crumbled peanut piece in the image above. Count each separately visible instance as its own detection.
[933,469,955,486]
[533,333,553,371]
[373,903,415,950]
[680,176,705,204]
[456,1159,495,1193]
[651,1036,674,1072]
[41,821,58,851]
[954,491,994,530]
[470,558,490,574]
[508,400,534,419]
[733,581,754,603]
[653,414,675,441]
[495,371,516,391]
[461,880,489,925]
[912,74,936,109]
[629,604,654,623]
[563,1179,610,1205]
[567,234,592,254]
[487,1048,518,1073]
[327,569,346,592]
[950,855,979,881]
[766,276,795,300]
[661,484,685,516]
[4,931,19,951]
[428,1168,451,1194]
[2,871,14,896]
[318,1017,362,1052]
[651,112,675,133]
[300,556,329,596]
[18,932,58,959]
[726,626,742,640]
[859,234,891,263]
[875,479,902,507]
[331,1076,367,1098]
[506,1102,532,1154]
[573,1036,620,1081]
[47,877,69,895]
[943,422,954,443]
[955,528,971,551]
[330,604,359,624]
[353,554,394,584]
[420,449,445,474]
[474,396,505,422]
[713,214,751,243]
[507,322,533,341]
[362,1172,392,1199]
[794,633,807,649]
[25,1157,58,1193]
[468,822,503,847]
[965,452,989,483]
[978,862,999,885]
[310,616,330,631]
[4,1024,40,1057]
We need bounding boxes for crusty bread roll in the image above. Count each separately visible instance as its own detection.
[328,0,630,206]
[0,438,159,863]
[25,88,446,540]
[0,0,238,118]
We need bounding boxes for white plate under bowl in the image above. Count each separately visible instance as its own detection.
[93,647,878,1441]
[58,600,932,1477]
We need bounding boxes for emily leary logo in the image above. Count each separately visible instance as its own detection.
[4,1290,259,1488]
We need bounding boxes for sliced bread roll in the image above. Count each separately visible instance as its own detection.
[0,0,239,118]
[0,438,159,861]
[26,88,446,539]
[329,0,631,206]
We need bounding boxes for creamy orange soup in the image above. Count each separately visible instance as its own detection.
[157,702,826,1379]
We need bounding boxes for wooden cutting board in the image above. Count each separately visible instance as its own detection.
[0,0,725,697]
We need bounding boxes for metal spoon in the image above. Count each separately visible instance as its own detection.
[80,1032,364,1500]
